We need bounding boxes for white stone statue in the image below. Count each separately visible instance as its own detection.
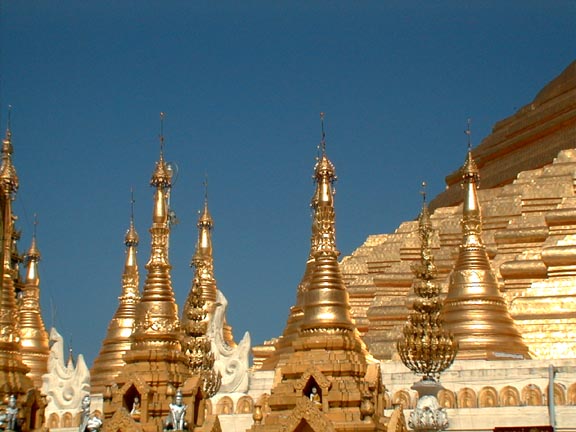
[79,396,102,432]
[41,327,91,429]
[0,395,19,431]
[164,390,187,431]
[208,290,251,393]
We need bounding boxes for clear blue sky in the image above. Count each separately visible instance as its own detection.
[1,1,574,367]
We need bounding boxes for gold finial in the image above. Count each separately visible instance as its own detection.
[28,213,40,258]
[150,113,172,189]
[461,118,479,183]
[126,188,139,246]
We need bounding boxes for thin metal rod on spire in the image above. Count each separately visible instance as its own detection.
[465,118,472,150]
[320,112,326,154]
[33,213,38,239]
[420,181,427,204]
[159,112,165,154]
[7,105,12,131]
[203,172,209,205]
[130,187,136,222]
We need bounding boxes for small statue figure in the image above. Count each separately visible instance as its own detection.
[79,395,102,432]
[130,396,141,421]
[0,395,20,431]
[309,387,321,406]
[164,390,187,431]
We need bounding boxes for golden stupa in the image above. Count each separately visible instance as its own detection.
[101,123,220,432]
[442,139,530,360]
[91,197,141,394]
[19,220,50,389]
[249,121,407,432]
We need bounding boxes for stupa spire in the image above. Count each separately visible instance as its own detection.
[250,116,395,432]
[104,115,195,430]
[19,215,50,388]
[130,112,180,352]
[90,191,141,393]
[300,114,355,333]
[0,112,34,397]
[442,123,530,360]
[191,177,217,308]
[260,115,332,370]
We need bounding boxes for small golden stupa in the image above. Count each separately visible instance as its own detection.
[441,131,530,360]
[19,219,50,389]
[91,196,141,394]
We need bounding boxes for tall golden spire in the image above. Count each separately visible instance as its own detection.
[259,124,325,370]
[105,115,194,430]
[189,180,238,347]
[300,114,356,334]
[130,113,180,352]
[191,178,217,309]
[0,113,34,397]
[442,122,530,360]
[250,116,393,432]
[91,192,141,394]
[19,215,50,388]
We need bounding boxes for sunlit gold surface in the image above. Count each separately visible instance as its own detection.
[300,151,355,333]
[397,194,457,378]
[90,212,141,394]
[19,234,49,388]
[331,61,576,361]
[191,197,218,313]
[442,149,530,359]
[0,125,34,398]
[181,193,222,397]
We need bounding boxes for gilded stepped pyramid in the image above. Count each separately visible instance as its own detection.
[339,60,576,361]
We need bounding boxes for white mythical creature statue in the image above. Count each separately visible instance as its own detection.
[41,328,91,429]
[208,291,251,393]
